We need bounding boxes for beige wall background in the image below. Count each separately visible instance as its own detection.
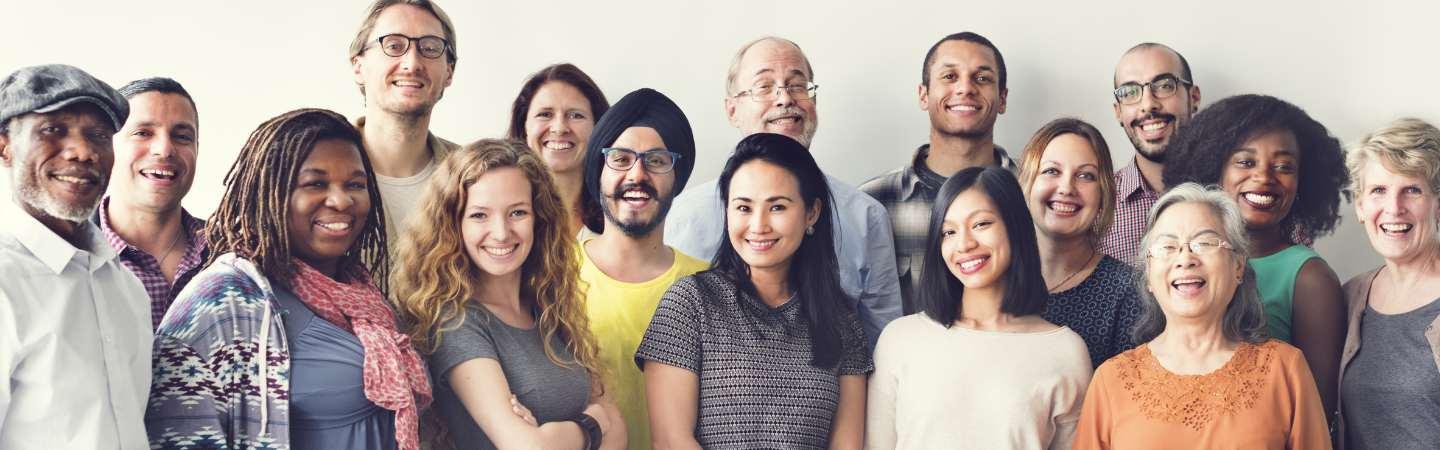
[2,0,1437,281]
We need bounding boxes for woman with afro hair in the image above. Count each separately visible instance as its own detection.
[1162,94,1348,429]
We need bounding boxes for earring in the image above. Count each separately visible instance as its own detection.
[806,225,815,236]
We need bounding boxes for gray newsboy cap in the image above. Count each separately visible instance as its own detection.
[0,64,128,132]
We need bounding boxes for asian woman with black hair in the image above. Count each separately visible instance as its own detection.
[866,166,1092,450]
[637,133,871,450]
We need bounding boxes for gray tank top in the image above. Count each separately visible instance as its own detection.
[1341,296,1440,450]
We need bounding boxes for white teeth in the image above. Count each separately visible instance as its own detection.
[318,222,351,231]
[960,257,986,271]
[622,191,650,200]
[767,117,799,124]
[394,80,423,88]
[1380,223,1413,232]
[543,141,574,151]
[1141,122,1168,132]
[748,239,777,250]
[483,245,516,256]
[141,169,176,179]
[55,175,91,184]
[1050,202,1078,213]
[1243,193,1277,206]
[949,105,979,112]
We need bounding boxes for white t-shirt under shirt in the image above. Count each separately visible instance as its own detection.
[866,314,1093,450]
[376,157,438,247]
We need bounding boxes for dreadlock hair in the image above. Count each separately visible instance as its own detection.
[202,108,388,289]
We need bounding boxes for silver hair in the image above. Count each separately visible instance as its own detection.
[1130,182,1269,344]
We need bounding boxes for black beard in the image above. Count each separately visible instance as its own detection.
[601,182,672,238]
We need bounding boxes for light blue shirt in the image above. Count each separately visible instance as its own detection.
[663,174,903,347]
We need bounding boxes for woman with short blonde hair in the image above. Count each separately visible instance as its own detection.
[1336,118,1440,449]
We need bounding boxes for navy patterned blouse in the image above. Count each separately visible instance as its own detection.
[1041,255,1142,368]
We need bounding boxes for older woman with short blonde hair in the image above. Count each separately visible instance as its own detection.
[1336,118,1440,450]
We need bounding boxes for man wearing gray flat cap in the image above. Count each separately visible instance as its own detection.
[0,64,151,450]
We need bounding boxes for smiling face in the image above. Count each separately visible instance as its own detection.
[111,92,198,213]
[0,103,115,225]
[1145,202,1245,324]
[940,187,1011,291]
[1354,160,1440,263]
[1220,128,1301,232]
[351,4,454,117]
[1113,46,1199,161]
[461,166,535,281]
[525,81,595,174]
[1027,133,1103,240]
[725,39,818,147]
[599,126,675,237]
[286,138,371,277]
[726,159,820,275]
[921,40,1007,140]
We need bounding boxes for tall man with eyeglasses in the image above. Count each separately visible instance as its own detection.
[1100,43,1201,265]
[861,32,1017,312]
[663,36,902,348]
[348,0,460,246]
[577,88,706,450]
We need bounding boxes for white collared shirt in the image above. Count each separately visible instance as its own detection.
[0,208,152,450]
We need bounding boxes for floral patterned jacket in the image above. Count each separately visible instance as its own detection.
[146,253,292,449]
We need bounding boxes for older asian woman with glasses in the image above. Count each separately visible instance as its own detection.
[1336,118,1440,450]
[1072,183,1330,450]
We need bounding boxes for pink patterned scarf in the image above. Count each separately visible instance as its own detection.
[290,260,432,450]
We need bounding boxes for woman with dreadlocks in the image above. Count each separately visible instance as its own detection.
[145,108,431,450]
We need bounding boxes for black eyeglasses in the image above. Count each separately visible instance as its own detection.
[1113,74,1191,105]
[601,148,682,173]
[365,33,451,60]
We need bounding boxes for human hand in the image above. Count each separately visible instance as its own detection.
[510,395,537,427]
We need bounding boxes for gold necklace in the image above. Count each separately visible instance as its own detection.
[1048,250,1098,294]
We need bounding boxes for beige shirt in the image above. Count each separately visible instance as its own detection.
[351,116,459,250]
[866,314,1092,450]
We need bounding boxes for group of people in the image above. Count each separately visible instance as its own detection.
[1,1,1437,450]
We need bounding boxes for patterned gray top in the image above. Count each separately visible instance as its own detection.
[635,271,873,449]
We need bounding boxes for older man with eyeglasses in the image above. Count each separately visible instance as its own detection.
[1100,42,1203,265]
[664,36,902,349]
[347,0,461,247]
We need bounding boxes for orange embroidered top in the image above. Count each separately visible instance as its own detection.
[1073,340,1332,450]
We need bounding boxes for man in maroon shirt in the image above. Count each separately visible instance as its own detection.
[95,77,207,329]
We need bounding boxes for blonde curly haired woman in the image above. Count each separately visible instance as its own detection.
[392,139,624,450]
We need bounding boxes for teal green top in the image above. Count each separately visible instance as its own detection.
[1249,244,1321,343]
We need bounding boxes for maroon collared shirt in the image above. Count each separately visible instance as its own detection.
[98,197,208,329]
[1099,159,1160,266]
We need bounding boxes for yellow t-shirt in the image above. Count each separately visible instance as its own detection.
[579,238,708,450]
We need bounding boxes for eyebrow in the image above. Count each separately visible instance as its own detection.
[466,200,529,210]
[134,121,198,132]
[730,195,795,203]
[750,67,808,80]
[1154,229,1223,240]
[299,168,367,178]
[940,62,995,73]
[1231,147,1297,157]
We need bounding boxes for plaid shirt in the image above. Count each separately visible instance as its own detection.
[97,197,208,329]
[860,144,1016,312]
[1099,159,1160,266]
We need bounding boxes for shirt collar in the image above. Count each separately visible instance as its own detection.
[4,202,116,274]
[353,115,451,161]
[1115,158,1158,201]
[97,196,207,258]
[902,144,1017,200]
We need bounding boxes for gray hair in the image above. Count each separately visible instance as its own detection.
[1347,117,1440,197]
[725,36,813,96]
[1131,182,1269,345]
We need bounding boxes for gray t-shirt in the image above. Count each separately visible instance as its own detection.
[428,304,591,450]
[1341,297,1440,450]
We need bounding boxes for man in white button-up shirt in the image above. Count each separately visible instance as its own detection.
[0,64,152,450]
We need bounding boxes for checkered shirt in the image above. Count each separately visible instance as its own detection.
[1099,159,1160,266]
[860,144,1016,312]
[97,197,208,329]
